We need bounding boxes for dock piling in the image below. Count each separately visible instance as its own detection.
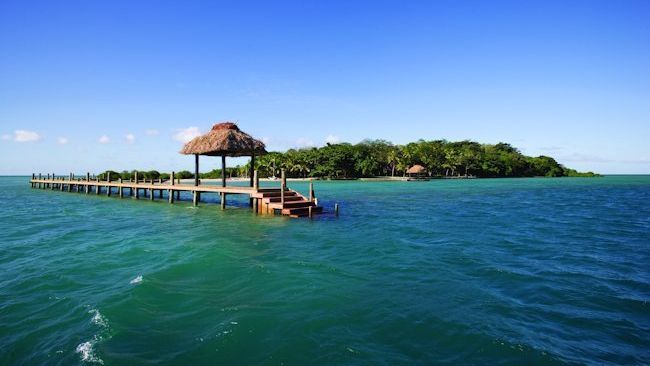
[107,172,111,196]
[280,169,286,206]
[169,172,174,203]
[134,172,139,199]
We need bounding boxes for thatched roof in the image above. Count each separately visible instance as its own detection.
[406,164,426,174]
[180,122,267,157]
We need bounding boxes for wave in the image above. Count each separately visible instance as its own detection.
[76,336,103,365]
[76,308,110,364]
[89,309,108,328]
[130,275,143,284]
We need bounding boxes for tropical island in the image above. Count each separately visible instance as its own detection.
[98,139,598,180]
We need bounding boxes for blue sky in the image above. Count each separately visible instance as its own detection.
[1,0,648,174]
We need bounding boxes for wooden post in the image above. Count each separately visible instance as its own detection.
[96,178,100,194]
[106,172,111,196]
[85,173,90,194]
[194,154,199,187]
[221,155,226,187]
[254,170,259,190]
[193,191,198,206]
[31,173,35,188]
[335,203,339,217]
[68,173,72,192]
[168,172,174,203]
[219,157,226,207]
[38,173,42,188]
[309,179,314,202]
[118,178,123,198]
[249,154,255,187]
[308,206,313,218]
[133,172,139,199]
[158,178,163,198]
[280,169,286,206]
[150,188,154,201]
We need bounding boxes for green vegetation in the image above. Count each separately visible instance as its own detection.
[251,140,599,179]
[97,139,599,180]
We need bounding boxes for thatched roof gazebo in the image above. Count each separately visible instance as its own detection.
[180,122,266,188]
[406,164,427,176]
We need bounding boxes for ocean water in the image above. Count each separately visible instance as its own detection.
[0,176,648,365]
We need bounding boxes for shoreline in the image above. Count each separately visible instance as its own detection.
[190,175,601,183]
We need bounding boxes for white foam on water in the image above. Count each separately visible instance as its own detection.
[76,337,104,365]
[88,309,107,328]
[130,275,143,284]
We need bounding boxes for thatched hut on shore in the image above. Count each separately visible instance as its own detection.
[406,164,427,177]
[180,122,266,188]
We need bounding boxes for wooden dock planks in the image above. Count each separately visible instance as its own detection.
[29,170,326,218]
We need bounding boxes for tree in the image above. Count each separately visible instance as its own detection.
[176,170,194,179]
[98,139,595,180]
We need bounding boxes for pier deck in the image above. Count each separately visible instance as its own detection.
[29,171,324,218]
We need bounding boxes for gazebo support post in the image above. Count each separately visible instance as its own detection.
[194,154,199,187]
[194,154,200,203]
[220,155,226,209]
[221,155,226,187]
[249,154,255,206]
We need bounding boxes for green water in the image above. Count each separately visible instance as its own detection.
[1,176,648,365]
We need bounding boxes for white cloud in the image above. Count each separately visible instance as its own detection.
[1,134,10,140]
[57,137,69,145]
[145,129,159,136]
[325,134,340,144]
[125,133,135,143]
[13,130,41,142]
[173,127,201,143]
[98,135,110,144]
[294,137,315,148]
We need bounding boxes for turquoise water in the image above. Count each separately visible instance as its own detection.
[1,176,648,365]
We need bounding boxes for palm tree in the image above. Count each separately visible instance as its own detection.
[387,148,399,177]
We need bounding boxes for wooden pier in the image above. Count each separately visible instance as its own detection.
[29,170,323,218]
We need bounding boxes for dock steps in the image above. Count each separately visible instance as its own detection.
[256,188,323,217]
